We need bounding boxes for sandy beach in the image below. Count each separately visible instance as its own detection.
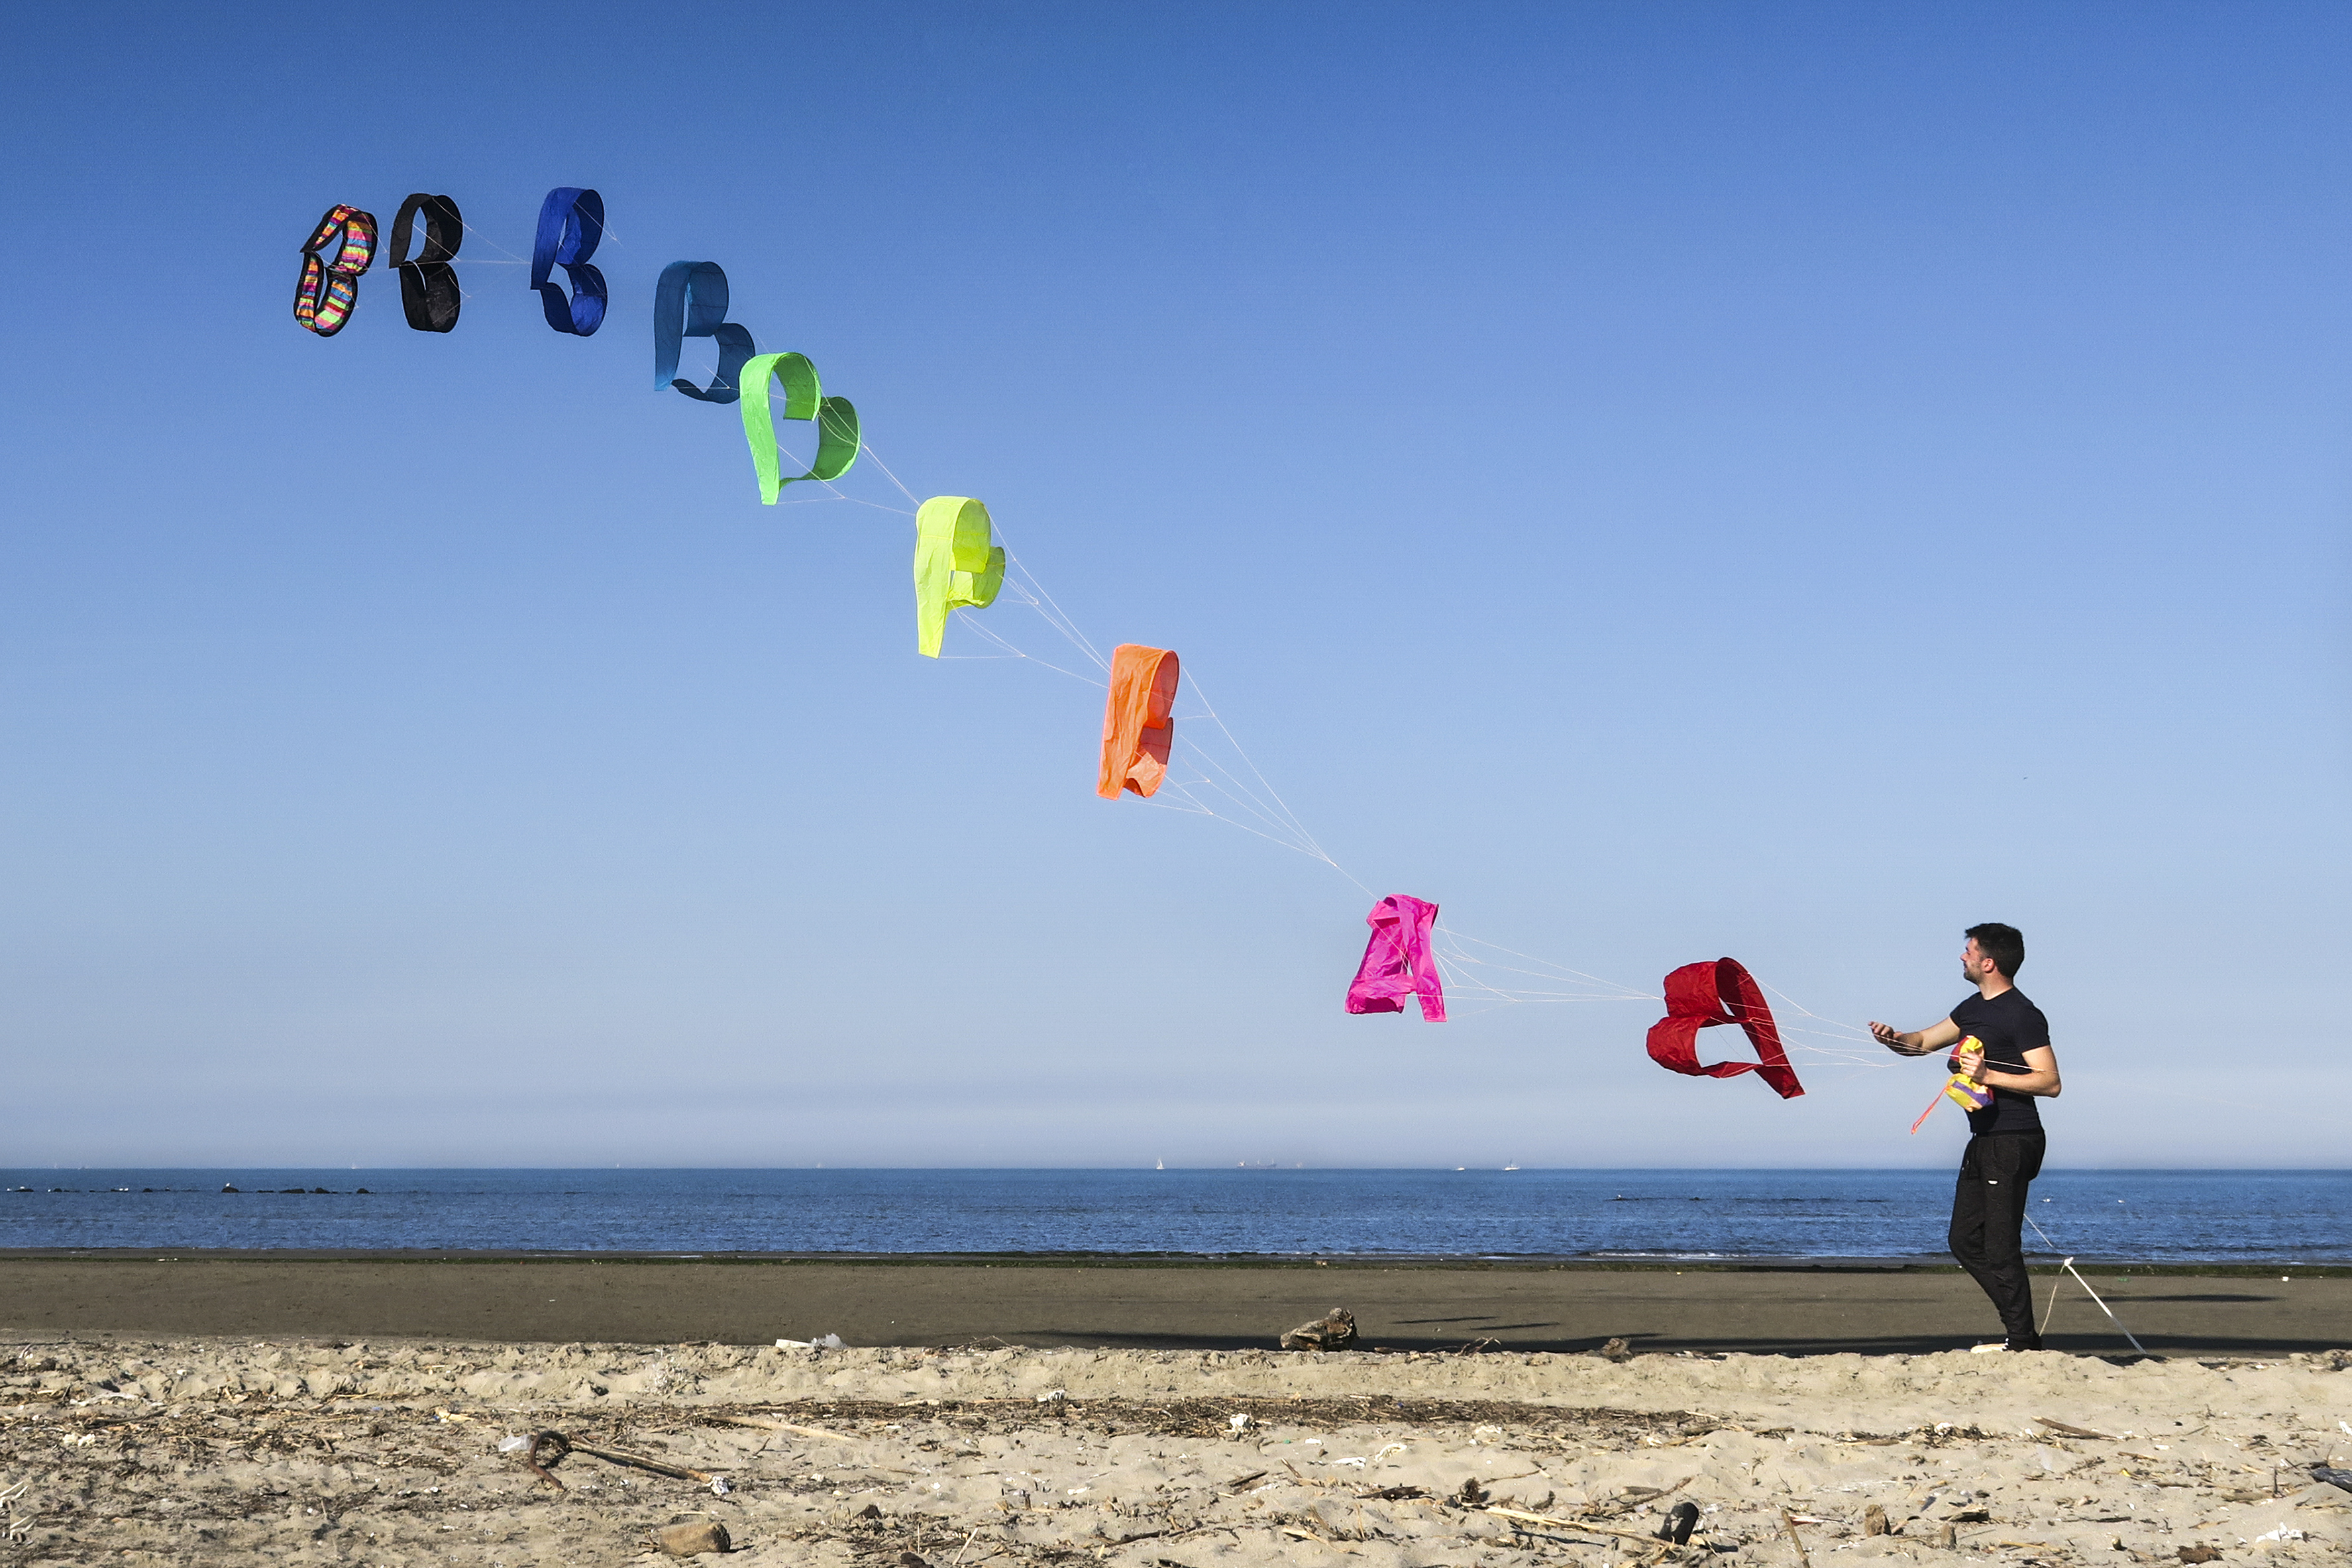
[1,1260,2348,1565]
[1,1335,2347,1567]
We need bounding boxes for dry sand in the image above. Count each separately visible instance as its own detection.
[3,1337,2347,1567]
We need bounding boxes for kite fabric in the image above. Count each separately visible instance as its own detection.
[530,187,607,336]
[387,193,462,333]
[653,262,756,403]
[1644,957,1805,1098]
[739,352,859,502]
[1096,644,1180,799]
[912,497,1005,656]
[1344,894,1447,1022]
[293,204,376,337]
[1908,1037,1992,1133]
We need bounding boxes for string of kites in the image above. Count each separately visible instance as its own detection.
[294,190,1811,1106]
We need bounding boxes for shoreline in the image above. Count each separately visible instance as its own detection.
[3,1248,2345,1275]
[5,1255,2344,1357]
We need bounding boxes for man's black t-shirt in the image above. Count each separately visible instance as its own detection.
[1948,988,2050,1135]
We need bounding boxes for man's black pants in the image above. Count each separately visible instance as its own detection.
[1949,1131,2046,1337]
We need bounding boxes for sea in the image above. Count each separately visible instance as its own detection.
[1,1169,2343,1263]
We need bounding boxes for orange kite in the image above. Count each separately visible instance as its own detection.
[1096,644,1180,799]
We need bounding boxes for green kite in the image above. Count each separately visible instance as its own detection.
[740,351,859,503]
[913,496,1006,657]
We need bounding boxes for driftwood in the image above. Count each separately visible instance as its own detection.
[2035,1418,2113,1439]
[1279,1308,1357,1351]
[521,1429,715,1488]
[1485,1506,1705,1551]
[720,1414,859,1443]
[1781,1508,1814,1568]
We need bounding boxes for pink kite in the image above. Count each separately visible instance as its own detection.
[1644,957,1804,1098]
[1344,895,1447,1022]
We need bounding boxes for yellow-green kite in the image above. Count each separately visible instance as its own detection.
[913,496,1005,656]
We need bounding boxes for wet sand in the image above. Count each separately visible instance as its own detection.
[1,1256,2344,1357]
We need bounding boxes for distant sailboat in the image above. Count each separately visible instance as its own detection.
[1155,1159,1164,1171]
[1503,1161,1521,1171]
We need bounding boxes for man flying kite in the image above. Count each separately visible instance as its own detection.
[1870,923,2063,1352]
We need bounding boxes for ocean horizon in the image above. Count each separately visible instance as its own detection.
[3,1167,2343,1264]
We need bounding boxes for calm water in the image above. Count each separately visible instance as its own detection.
[1,1169,2342,1262]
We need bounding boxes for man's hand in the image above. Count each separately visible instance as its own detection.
[1950,1043,1986,1082]
[1873,1017,1962,1056]
[1872,1021,1924,1055]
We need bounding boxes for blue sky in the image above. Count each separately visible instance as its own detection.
[1,1,2345,1168]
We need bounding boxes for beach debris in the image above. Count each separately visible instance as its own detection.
[1456,1477,1489,1506]
[1227,1412,1254,1433]
[1037,1388,1068,1404]
[523,1431,569,1489]
[651,1520,731,1555]
[497,1434,529,1453]
[1224,1470,1269,1492]
[721,1415,857,1443]
[1279,1308,1356,1351]
[1933,1522,1958,1549]
[1862,1503,1890,1538]
[1487,1507,1708,1554]
[2176,1548,2221,1563]
[1658,1500,1701,1544]
[898,1555,932,1568]
[775,1333,845,1350]
[1598,1337,1635,1362]
[2310,1465,2352,1496]
[1781,1508,1815,1568]
[519,1430,717,1488]
[2036,1417,2113,1439]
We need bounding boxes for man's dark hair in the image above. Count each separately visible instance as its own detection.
[1966,922,2025,978]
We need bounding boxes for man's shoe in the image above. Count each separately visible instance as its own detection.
[2004,1333,2045,1353]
